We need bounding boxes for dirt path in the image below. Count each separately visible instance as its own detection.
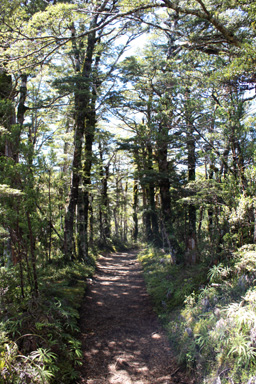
[78,251,193,384]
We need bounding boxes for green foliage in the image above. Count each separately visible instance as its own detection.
[1,0,256,383]
[139,244,256,383]
[207,264,232,284]
[234,246,256,275]
[0,332,56,384]
[0,184,23,197]
[138,247,207,310]
[0,259,95,383]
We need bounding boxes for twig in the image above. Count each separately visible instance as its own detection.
[170,367,180,376]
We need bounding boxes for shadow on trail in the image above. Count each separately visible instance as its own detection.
[78,251,192,384]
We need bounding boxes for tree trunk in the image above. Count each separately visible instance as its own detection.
[187,129,196,236]
[132,179,138,242]
[79,101,96,261]
[149,182,159,244]
[157,123,179,257]
[123,181,128,242]
[89,194,94,247]
[0,69,15,158]
[142,186,152,240]
[64,123,83,260]
[185,89,197,264]
[26,211,38,297]
[98,142,111,247]
[64,20,98,262]
[146,141,160,244]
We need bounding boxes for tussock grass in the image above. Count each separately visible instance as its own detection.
[138,245,256,384]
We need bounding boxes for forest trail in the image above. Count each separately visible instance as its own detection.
[78,251,193,384]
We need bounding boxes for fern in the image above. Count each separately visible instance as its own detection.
[208,263,232,283]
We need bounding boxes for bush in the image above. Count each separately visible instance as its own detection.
[138,247,208,311]
[0,260,95,383]
[139,245,256,383]
[0,331,56,384]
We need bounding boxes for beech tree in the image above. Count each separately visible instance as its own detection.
[1,0,256,267]
[2,1,256,382]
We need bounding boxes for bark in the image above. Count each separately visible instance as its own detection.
[113,207,119,238]
[102,164,111,241]
[220,146,230,179]
[48,169,52,262]
[62,120,72,177]
[149,182,159,244]
[198,206,204,238]
[3,73,30,276]
[64,18,98,261]
[185,90,197,264]
[132,180,138,242]
[27,211,38,297]
[232,130,246,190]
[0,69,16,158]
[98,142,111,247]
[134,141,158,243]
[146,140,160,244]
[123,181,128,242]
[157,123,179,256]
[228,88,246,190]
[16,74,28,161]
[64,123,82,260]
[79,95,97,261]
[187,129,196,237]
[113,177,120,238]
[208,165,214,237]
[64,23,83,260]
[142,186,152,240]
[89,194,94,247]
[162,0,241,47]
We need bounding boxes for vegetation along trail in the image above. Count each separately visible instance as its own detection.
[78,251,193,384]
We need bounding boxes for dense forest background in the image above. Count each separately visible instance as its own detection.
[1,0,256,383]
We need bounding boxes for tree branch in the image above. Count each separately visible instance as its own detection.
[161,0,241,47]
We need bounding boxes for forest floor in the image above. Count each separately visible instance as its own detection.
[78,250,195,384]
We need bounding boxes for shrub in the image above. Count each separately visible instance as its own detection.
[0,260,94,383]
[139,244,256,383]
[0,332,57,384]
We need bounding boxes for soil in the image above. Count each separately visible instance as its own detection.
[78,250,194,384]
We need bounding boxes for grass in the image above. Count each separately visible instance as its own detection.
[138,245,256,384]
[138,248,208,312]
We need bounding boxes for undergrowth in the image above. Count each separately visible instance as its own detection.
[0,257,96,383]
[138,248,208,312]
[138,245,256,384]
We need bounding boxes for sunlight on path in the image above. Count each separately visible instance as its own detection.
[78,251,192,384]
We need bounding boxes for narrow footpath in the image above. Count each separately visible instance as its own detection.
[78,251,193,384]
